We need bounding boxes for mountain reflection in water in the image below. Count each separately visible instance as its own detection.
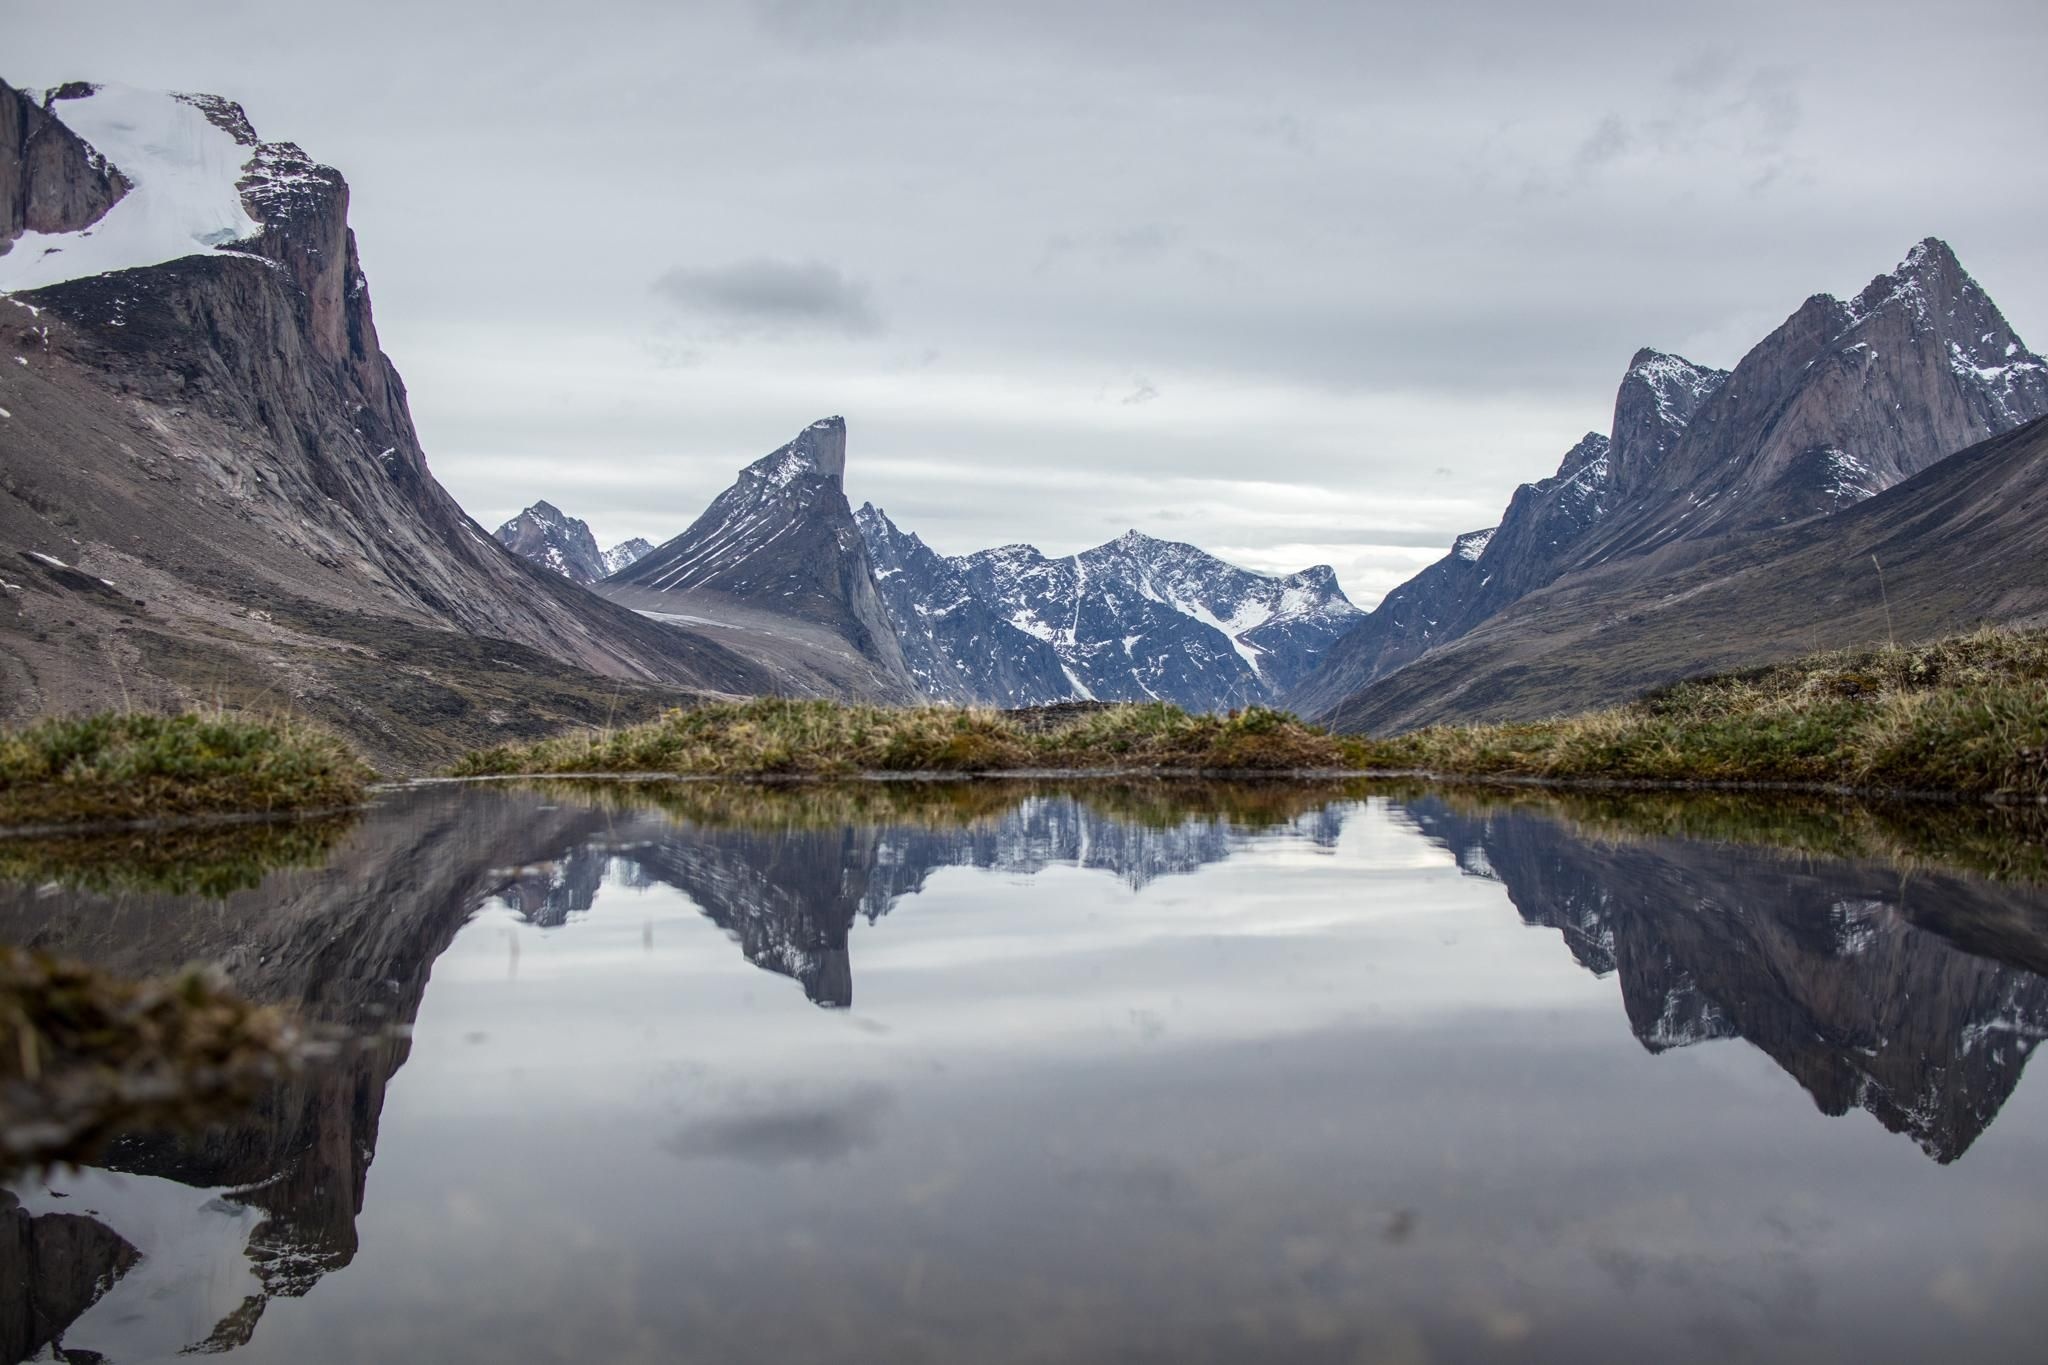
[3,780,2046,1364]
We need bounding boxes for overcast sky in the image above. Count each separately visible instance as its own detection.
[9,0,2047,605]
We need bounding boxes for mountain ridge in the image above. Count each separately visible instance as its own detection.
[1293,237,2048,727]
[858,508,1362,709]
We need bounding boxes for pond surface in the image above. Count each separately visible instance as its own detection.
[4,780,2047,1363]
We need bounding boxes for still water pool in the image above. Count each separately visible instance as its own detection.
[4,780,2046,1363]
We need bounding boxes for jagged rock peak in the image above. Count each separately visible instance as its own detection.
[1552,431,1611,480]
[747,414,848,488]
[1846,236,1968,324]
[1609,351,1727,492]
[602,538,653,576]
[494,501,607,584]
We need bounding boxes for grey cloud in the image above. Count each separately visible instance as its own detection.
[1120,379,1160,406]
[652,258,884,338]
[663,1087,891,1166]
[755,0,913,50]
[1575,114,1633,172]
[1737,66,1802,152]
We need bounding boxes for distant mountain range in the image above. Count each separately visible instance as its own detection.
[506,418,1365,711]
[491,501,650,584]
[857,509,1360,708]
[1286,238,2048,731]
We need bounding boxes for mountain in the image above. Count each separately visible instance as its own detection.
[1324,412,2048,732]
[491,501,651,585]
[0,79,770,770]
[857,508,1362,709]
[1294,239,2048,728]
[1286,348,1727,717]
[598,417,918,701]
[602,537,653,576]
[492,500,606,583]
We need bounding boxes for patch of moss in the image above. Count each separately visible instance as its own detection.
[0,711,375,828]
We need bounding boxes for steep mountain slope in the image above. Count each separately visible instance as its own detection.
[1326,414,2048,733]
[0,79,769,769]
[1287,351,1727,717]
[858,510,1362,709]
[1297,238,2048,727]
[599,417,918,701]
[492,501,650,585]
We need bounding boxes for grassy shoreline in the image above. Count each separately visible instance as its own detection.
[1351,629,2047,802]
[0,629,2040,825]
[0,711,375,829]
[452,629,2046,802]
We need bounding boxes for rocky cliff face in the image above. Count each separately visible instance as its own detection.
[859,509,1362,710]
[1295,239,2048,727]
[0,83,127,245]
[0,78,769,769]
[1584,239,2048,559]
[599,417,919,701]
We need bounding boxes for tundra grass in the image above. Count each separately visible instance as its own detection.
[453,699,1350,778]
[453,629,2047,799]
[0,711,375,828]
[1350,628,2048,801]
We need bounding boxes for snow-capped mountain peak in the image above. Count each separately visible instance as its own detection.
[858,508,1362,708]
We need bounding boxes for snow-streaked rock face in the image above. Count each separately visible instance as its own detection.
[494,500,607,583]
[492,502,650,585]
[859,509,1362,710]
[601,537,652,577]
[0,77,771,762]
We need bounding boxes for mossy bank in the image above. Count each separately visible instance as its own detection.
[0,711,374,829]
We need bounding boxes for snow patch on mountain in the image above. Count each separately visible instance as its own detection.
[0,84,264,292]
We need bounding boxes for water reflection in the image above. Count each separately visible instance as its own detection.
[2,780,2045,1362]
[1400,796,2048,1163]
